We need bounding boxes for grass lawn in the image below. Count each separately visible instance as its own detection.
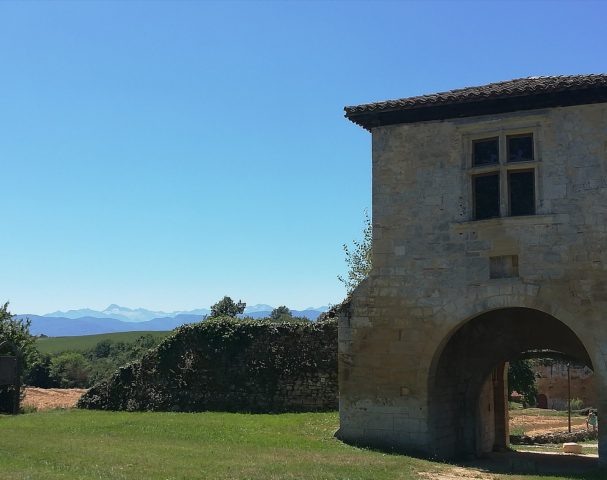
[512,408,586,418]
[0,410,603,480]
[512,443,599,456]
[36,331,171,354]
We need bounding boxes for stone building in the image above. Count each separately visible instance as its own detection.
[339,75,607,465]
[534,360,597,410]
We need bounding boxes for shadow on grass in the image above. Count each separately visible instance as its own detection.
[457,450,602,478]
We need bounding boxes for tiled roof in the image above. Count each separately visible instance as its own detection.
[345,74,607,130]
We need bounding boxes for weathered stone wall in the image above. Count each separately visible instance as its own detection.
[79,318,337,412]
[339,102,607,464]
[535,361,597,410]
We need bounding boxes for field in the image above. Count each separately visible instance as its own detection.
[510,408,588,436]
[23,387,88,410]
[36,331,171,354]
[0,410,602,480]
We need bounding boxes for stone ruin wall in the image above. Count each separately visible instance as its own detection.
[535,362,598,410]
[80,318,338,413]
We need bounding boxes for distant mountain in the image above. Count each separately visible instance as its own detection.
[17,304,329,337]
[244,304,275,313]
[17,314,203,337]
[44,305,211,323]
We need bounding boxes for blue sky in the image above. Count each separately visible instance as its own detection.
[1,0,606,314]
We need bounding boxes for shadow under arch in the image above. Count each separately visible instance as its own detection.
[427,307,594,461]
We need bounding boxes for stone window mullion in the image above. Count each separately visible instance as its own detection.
[499,135,509,217]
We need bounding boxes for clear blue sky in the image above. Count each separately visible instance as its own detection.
[1,1,606,314]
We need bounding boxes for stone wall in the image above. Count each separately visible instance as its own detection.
[535,361,597,410]
[79,317,337,412]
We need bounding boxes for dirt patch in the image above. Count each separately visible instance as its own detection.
[23,387,87,410]
[509,412,586,436]
[418,467,496,479]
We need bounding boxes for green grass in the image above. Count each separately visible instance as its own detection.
[512,443,599,456]
[36,331,171,354]
[0,410,603,480]
[511,407,586,417]
[511,426,527,436]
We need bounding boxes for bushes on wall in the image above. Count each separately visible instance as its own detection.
[78,317,337,413]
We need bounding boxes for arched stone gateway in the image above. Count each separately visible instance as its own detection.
[428,307,592,459]
[339,75,607,467]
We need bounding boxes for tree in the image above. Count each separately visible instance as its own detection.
[50,352,91,388]
[338,210,373,294]
[270,306,291,321]
[210,296,246,318]
[508,359,537,406]
[24,353,56,388]
[92,339,113,358]
[0,302,37,412]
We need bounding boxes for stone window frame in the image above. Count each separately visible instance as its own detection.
[464,126,542,221]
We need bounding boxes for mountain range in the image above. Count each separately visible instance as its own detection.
[17,304,329,337]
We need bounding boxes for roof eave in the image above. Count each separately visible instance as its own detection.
[345,86,607,131]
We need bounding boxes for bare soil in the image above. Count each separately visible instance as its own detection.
[23,387,87,410]
[509,410,587,435]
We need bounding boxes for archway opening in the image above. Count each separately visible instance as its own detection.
[428,307,596,461]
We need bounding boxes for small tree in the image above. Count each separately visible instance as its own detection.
[338,210,372,294]
[508,359,537,406]
[92,339,113,358]
[24,354,56,388]
[50,352,91,388]
[270,306,291,321]
[0,302,37,412]
[210,296,246,318]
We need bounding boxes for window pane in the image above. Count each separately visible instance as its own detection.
[508,134,534,163]
[473,138,499,166]
[509,170,535,216]
[474,174,500,220]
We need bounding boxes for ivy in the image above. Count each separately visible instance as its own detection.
[79,317,337,413]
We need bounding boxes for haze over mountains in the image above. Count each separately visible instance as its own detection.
[17,304,329,337]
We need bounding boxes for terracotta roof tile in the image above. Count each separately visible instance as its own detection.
[345,74,607,130]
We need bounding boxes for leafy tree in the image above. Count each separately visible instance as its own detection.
[86,334,163,386]
[210,296,246,318]
[24,353,57,388]
[0,302,36,362]
[0,302,37,412]
[508,359,537,406]
[50,352,91,388]
[338,210,372,294]
[270,306,291,321]
[92,339,113,358]
[266,306,309,324]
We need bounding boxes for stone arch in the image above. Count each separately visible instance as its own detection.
[428,293,600,380]
[427,304,597,460]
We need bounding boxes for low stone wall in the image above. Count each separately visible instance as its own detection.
[78,317,337,412]
[511,429,598,445]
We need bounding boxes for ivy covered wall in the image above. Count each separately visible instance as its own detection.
[78,317,337,412]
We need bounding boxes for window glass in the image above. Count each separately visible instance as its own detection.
[508,134,534,163]
[474,173,500,220]
[509,170,535,216]
[472,138,499,166]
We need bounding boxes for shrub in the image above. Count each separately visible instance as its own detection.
[0,302,36,413]
[50,352,91,388]
[570,397,584,410]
